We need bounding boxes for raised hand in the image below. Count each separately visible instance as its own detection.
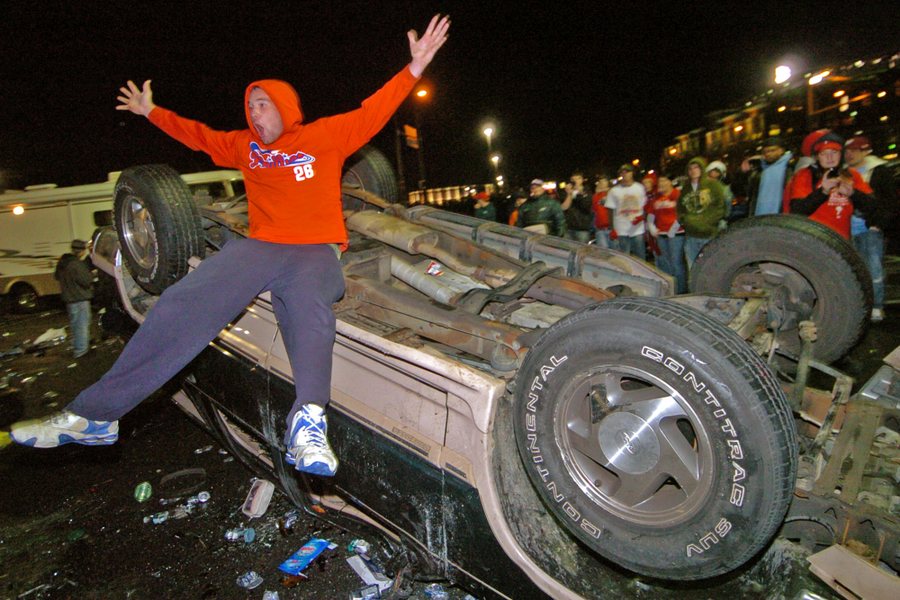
[409,15,450,78]
[116,80,156,117]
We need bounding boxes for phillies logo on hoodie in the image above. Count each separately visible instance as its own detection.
[248,142,315,170]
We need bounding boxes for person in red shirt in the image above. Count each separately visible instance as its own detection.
[10,16,451,478]
[591,175,612,247]
[786,130,875,239]
[646,175,685,293]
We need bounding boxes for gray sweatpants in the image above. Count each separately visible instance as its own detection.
[67,238,345,429]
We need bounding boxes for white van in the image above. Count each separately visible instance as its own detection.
[0,169,244,310]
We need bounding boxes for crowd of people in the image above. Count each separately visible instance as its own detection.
[452,129,897,321]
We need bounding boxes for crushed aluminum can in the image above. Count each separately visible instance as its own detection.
[424,583,449,600]
[349,584,380,600]
[236,570,263,590]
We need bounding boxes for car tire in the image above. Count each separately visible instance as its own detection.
[341,145,399,209]
[9,282,39,313]
[513,297,797,580]
[113,165,204,295]
[689,214,871,364]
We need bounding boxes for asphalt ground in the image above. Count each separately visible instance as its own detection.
[0,304,474,600]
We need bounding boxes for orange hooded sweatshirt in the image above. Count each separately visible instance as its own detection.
[148,66,419,250]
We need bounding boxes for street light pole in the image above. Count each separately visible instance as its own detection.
[415,88,428,190]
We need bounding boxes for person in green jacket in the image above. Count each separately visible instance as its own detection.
[515,179,567,237]
[676,157,727,268]
[473,191,497,222]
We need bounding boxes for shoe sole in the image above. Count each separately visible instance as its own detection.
[284,453,337,476]
[12,432,118,448]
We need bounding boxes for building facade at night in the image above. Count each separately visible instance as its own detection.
[662,51,900,174]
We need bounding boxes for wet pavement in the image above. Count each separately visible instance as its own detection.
[0,305,474,600]
[2,272,900,600]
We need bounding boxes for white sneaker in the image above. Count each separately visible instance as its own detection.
[10,411,119,448]
[872,308,885,323]
[285,405,338,476]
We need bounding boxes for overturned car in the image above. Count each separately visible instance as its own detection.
[90,149,898,599]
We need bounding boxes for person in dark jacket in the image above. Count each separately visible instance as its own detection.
[56,239,95,358]
[516,179,567,236]
[562,172,593,242]
[676,157,727,268]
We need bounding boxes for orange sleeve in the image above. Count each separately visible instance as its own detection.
[148,108,242,168]
[320,66,419,159]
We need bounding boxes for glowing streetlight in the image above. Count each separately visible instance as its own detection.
[13,205,24,215]
[491,154,500,166]
[809,70,830,85]
[416,89,428,98]
[775,65,792,84]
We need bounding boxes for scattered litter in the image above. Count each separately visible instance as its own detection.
[262,592,280,600]
[67,529,86,542]
[347,554,392,592]
[159,467,206,497]
[348,539,371,555]
[32,328,66,346]
[277,510,301,536]
[0,431,11,449]
[134,482,152,503]
[17,583,52,598]
[236,571,263,590]
[225,527,256,543]
[349,584,381,600]
[67,363,78,369]
[218,448,228,454]
[0,348,24,359]
[223,456,234,463]
[279,538,330,575]
[281,574,307,588]
[242,478,274,518]
[194,444,213,454]
[42,391,58,398]
[423,583,449,600]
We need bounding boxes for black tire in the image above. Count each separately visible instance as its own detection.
[113,165,204,295]
[690,214,872,364]
[513,297,797,580]
[9,282,39,313]
[341,145,399,210]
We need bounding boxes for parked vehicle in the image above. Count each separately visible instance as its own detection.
[0,169,244,310]
[90,148,894,599]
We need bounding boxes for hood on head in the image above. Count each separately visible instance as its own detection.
[686,157,708,175]
[244,80,304,142]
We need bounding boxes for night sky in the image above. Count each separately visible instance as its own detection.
[3,1,900,192]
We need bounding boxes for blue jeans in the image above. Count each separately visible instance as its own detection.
[67,300,91,357]
[616,234,646,261]
[656,235,687,294]
[853,228,884,309]
[594,229,612,249]
[68,239,345,429]
[684,236,711,270]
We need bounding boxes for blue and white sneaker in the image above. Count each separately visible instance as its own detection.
[285,405,338,476]
[10,411,119,448]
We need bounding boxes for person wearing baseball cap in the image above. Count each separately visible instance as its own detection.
[753,136,793,216]
[845,136,897,322]
[515,179,566,236]
[55,239,95,359]
[473,190,497,222]
[785,130,876,240]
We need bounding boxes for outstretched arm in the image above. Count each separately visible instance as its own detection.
[408,15,450,78]
[116,80,157,117]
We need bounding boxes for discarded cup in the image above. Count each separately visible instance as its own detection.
[236,571,263,590]
[134,482,152,503]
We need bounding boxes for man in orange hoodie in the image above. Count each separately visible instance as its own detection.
[10,16,450,478]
